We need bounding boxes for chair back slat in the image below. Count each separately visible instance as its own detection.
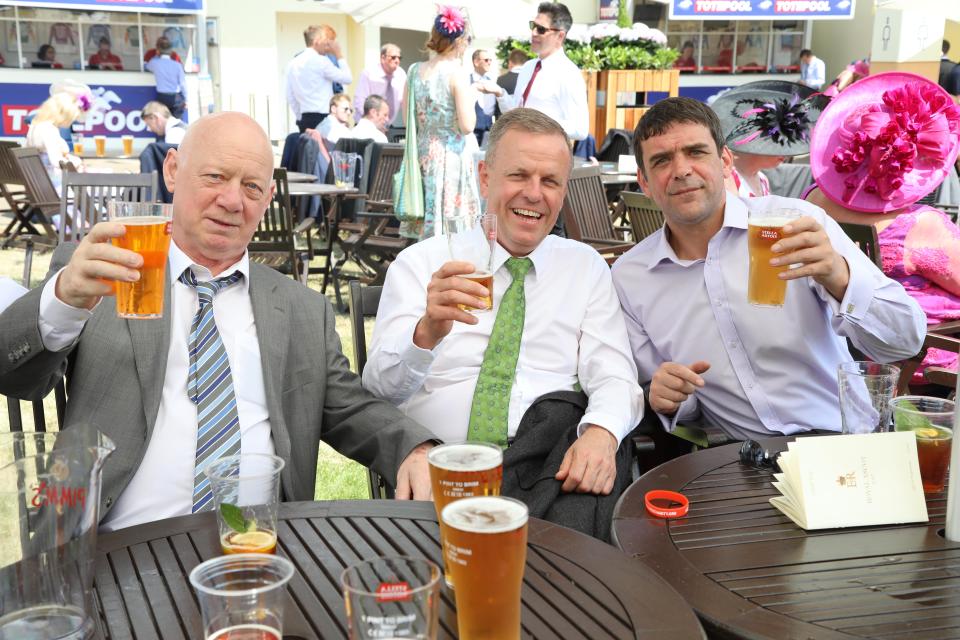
[12,147,60,208]
[837,222,882,269]
[620,191,664,241]
[248,168,303,282]
[561,166,618,242]
[59,172,159,242]
[3,378,66,434]
[366,144,403,205]
[0,141,25,186]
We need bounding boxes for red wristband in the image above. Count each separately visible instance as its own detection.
[644,490,689,519]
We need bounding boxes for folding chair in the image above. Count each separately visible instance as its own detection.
[560,165,634,259]
[9,147,61,286]
[249,168,314,284]
[620,191,664,242]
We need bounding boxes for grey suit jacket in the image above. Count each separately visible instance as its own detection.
[0,243,435,519]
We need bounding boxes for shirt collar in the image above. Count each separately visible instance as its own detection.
[646,191,747,270]
[538,48,567,67]
[169,239,250,291]
[490,233,554,280]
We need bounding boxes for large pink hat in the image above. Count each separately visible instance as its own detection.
[809,72,960,213]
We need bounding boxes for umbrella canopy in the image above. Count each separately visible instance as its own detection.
[335,0,536,39]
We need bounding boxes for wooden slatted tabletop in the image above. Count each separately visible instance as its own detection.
[612,437,960,640]
[95,500,705,639]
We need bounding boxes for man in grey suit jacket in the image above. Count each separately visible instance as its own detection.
[0,112,435,529]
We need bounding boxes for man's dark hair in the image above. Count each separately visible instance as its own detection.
[363,94,386,117]
[98,37,111,46]
[537,2,573,32]
[799,48,812,58]
[632,97,725,177]
[944,40,951,56]
[508,48,531,66]
[472,49,488,63]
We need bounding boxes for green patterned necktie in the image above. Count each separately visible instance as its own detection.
[467,257,533,447]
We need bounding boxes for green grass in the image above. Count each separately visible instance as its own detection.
[0,236,374,501]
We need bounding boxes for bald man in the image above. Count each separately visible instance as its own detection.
[0,112,436,530]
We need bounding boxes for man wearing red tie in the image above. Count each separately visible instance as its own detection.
[479,2,588,142]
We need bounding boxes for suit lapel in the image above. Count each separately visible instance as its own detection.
[127,264,172,439]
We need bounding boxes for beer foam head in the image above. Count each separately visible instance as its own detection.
[427,443,502,471]
[748,216,796,228]
[441,496,528,533]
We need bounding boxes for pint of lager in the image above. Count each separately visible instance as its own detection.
[108,201,174,319]
[441,496,528,639]
[747,209,801,306]
[428,442,503,586]
[444,213,497,314]
[121,135,134,156]
[459,272,493,312]
[94,135,106,158]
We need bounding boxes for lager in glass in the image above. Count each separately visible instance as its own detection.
[108,202,173,319]
[94,135,106,157]
[747,209,801,306]
[441,496,527,639]
[121,135,134,156]
[459,272,493,312]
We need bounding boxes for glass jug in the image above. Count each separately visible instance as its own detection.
[331,151,361,188]
[0,429,115,640]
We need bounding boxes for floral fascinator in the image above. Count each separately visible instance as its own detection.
[810,72,960,213]
[434,5,466,40]
[711,80,826,157]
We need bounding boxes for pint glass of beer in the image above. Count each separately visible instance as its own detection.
[121,134,134,156]
[442,496,528,639]
[747,208,802,306]
[107,201,173,319]
[428,442,503,586]
[71,132,84,155]
[94,135,106,157]
[444,213,497,313]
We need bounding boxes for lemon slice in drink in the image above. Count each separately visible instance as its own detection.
[227,530,276,551]
[915,427,941,439]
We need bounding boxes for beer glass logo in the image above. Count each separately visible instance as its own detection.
[759,228,780,239]
[31,481,87,509]
[375,581,412,602]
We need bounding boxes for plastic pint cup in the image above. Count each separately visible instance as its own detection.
[747,208,802,306]
[94,135,106,157]
[121,135,134,156]
[107,201,173,319]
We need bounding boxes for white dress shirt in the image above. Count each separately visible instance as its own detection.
[470,71,496,117]
[164,117,187,144]
[318,117,351,144]
[354,64,407,125]
[363,233,643,444]
[611,194,926,440]
[285,48,352,119]
[800,55,826,90]
[37,241,275,531]
[496,50,589,141]
[348,118,388,143]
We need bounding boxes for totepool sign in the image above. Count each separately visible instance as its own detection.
[669,0,854,19]
[0,82,159,137]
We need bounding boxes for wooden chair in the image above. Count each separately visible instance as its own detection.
[9,147,62,287]
[59,172,159,242]
[837,221,882,269]
[249,168,314,284]
[620,191,664,242]
[561,165,634,259]
[0,141,30,240]
[3,379,66,434]
[347,281,394,500]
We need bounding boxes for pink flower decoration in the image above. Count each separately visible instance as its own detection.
[435,5,465,37]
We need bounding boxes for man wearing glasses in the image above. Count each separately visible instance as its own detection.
[479,2,589,142]
[470,49,497,146]
[354,43,406,127]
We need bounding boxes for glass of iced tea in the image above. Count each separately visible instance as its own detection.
[189,553,294,640]
[893,396,955,494]
[107,201,173,319]
[441,496,528,639]
[341,556,441,640]
[444,213,497,313]
[427,442,503,586]
[747,208,802,306]
[206,454,285,556]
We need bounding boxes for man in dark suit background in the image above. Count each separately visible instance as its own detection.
[0,112,435,530]
[495,49,531,118]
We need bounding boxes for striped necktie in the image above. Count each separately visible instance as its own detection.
[467,257,533,447]
[179,268,244,513]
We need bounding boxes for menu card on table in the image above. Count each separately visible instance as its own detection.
[770,432,928,530]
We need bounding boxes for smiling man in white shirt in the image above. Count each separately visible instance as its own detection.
[285,24,353,133]
[363,109,643,496]
[479,2,588,141]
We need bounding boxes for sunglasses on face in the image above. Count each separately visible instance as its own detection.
[385,55,402,61]
[529,21,561,35]
[480,58,492,62]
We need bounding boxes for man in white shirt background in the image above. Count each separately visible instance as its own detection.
[354,43,406,127]
[141,101,187,145]
[316,93,353,146]
[799,48,826,90]
[348,95,389,143]
[612,97,924,441]
[285,24,352,133]
[364,109,643,499]
[470,49,496,146]
[479,2,589,142]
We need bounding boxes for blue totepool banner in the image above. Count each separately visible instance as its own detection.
[669,0,854,20]
[3,0,203,13]
[0,82,161,137]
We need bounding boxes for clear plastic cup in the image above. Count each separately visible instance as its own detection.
[341,556,440,640]
[206,454,285,555]
[837,361,900,434]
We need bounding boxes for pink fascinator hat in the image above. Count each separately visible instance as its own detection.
[810,72,960,213]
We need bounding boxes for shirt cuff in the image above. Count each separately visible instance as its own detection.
[397,321,437,374]
[821,257,873,322]
[38,269,95,352]
[577,412,630,444]
[658,394,699,433]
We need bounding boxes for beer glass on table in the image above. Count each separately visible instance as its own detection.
[94,135,106,157]
[107,201,173,319]
[71,132,84,155]
[206,454,285,555]
[893,396,955,493]
[189,554,294,640]
[121,134,134,156]
[340,556,441,640]
[442,496,528,639]
[444,213,497,312]
[837,361,900,434]
[427,442,503,586]
[747,208,801,306]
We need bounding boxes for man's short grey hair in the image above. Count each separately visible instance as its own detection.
[537,2,573,32]
[472,49,488,63]
[485,108,571,169]
[142,100,171,119]
[380,43,400,56]
[303,25,321,47]
[363,94,386,116]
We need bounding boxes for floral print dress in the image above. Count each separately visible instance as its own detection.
[400,61,480,240]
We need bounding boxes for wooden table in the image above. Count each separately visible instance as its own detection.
[95,500,705,639]
[612,437,960,640]
[286,171,317,183]
[287,182,357,197]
